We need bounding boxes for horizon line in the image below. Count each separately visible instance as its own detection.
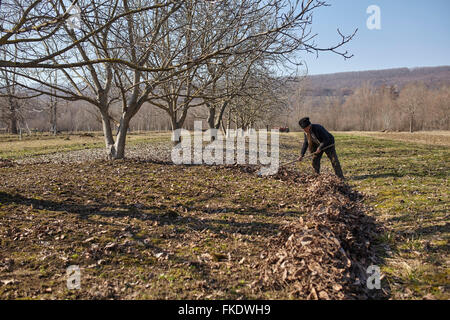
[307,64,450,77]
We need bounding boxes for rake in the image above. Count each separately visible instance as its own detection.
[279,143,335,169]
[257,143,336,176]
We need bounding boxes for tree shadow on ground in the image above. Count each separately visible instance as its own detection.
[0,191,282,239]
[350,172,403,180]
[0,190,288,298]
[0,184,390,299]
[383,210,449,240]
[412,221,449,237]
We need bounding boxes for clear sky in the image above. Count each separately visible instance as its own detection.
[301,0,450,75]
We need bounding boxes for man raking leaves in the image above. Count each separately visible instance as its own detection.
[296,117,344,179]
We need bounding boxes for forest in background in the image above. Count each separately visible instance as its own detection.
[304,66,450,97]
[2,66,449,134]
[290,82,450,132]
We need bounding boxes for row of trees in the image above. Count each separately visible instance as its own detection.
[0,0,355,158]
[291,82,450,132]
[8,80,447,134]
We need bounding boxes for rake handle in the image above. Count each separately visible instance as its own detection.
[280,143,335,168]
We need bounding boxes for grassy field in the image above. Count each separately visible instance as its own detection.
[0,131,172,159]
[334,133,449,299]
[336,131,450,147]
[0,131,448,299]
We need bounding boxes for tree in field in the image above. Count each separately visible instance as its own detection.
[430,85,450,130]
[0,68,20,133]
[2,0,356,159]
[224,67,295,132]
[398,83,427,133]
[46,71,60,135]
[0,54,41,134]
[200,54,263,132]
[144,0,289,133]
[191,0,355,133]
[4,0,184,158]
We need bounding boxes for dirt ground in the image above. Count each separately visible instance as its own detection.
[0,131,448,299]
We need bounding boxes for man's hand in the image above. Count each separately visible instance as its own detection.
[297,155,303,162]
[314,149,321,155]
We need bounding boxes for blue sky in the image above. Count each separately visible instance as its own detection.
[300,0,450,75]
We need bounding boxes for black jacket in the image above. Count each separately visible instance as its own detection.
[300,124,335,157]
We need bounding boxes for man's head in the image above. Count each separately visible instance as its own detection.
[299,117,311,133]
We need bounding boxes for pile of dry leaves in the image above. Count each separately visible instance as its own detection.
[0,159,15,168]
[252,170,385,299]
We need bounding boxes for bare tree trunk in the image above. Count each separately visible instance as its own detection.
[100,109,117,158]
[226,111,231,137]
[50,102,57,135]
[206,106,217,141]
[214,101,228,130]
[113,114,130,159]
[170,114,182,144]
[99,112,131,159]
[221,119,226,135]
[207,106,215,129]
[23,120,32,135]
[8,99,18,134]
[9,109,18,134]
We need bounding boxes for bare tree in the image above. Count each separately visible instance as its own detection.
[148,0,356,133]
[399,82,427,133]
[0,56,41,133]
[0,0,175,69]
[0,70,20,133]
[5,0,183,158]
[3,0,357,158]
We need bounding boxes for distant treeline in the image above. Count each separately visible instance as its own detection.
[289,82,450,132]
[1,81,449,134]
[303,66,450,97]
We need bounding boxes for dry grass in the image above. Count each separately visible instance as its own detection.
[0,131,448,300]
[0,132,172,159]
[335,131,450,147]
[1,160,380,299]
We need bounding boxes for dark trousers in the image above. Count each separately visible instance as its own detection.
[311,144,344,179]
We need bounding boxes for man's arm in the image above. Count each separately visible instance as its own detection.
[315,125,332,151]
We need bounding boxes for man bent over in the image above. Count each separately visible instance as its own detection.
[297,117,344,179]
